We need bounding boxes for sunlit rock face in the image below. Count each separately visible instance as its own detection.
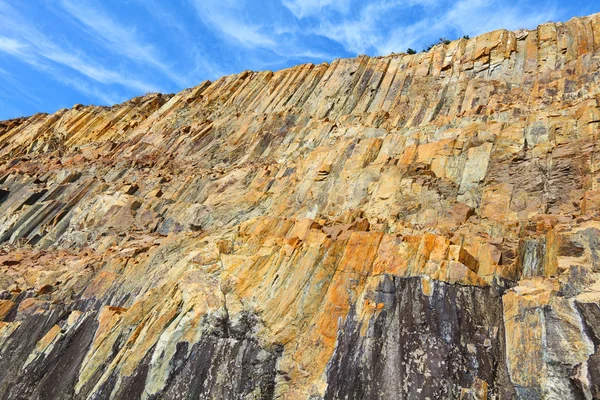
[1,12,600,399]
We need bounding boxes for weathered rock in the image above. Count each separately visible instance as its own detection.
[325,276,513,399]
[0,12,599,400]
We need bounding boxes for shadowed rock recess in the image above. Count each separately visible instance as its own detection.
[1,13,600,400]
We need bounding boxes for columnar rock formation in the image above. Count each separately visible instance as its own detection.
[1,13,600,399]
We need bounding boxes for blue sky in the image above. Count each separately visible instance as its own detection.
[0,0,597,120]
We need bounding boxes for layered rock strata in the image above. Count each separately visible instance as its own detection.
[1,13,600,399]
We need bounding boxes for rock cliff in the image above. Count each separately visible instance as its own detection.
[1,12,600,399]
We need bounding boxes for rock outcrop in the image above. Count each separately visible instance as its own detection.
[1,12,600,399]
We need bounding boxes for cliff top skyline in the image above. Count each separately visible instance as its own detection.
[1,10,600,398]
[0,0,597,121]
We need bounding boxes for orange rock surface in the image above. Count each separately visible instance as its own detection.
[1,13,600,399]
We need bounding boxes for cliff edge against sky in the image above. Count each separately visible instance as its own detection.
[1,12,600,399]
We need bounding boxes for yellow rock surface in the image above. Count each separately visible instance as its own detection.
[0,13,600,400]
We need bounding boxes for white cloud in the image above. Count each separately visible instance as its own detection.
[58,0,190,88]
[189,0,337,65]
[437,0,559,35]
[282,0,350,19]
[190,0,276,49]
[0,36,26,54]
[314,1,411,54]
[54,74,125,106]
[0,0,160,96]
[0,67,43,107]
[134,0,227,80]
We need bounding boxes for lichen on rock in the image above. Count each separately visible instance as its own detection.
[1,12,600,400]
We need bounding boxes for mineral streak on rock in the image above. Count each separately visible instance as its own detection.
[1,13,600,400]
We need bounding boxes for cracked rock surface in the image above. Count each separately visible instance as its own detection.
[1,12,600,399]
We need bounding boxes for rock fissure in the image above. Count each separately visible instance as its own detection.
[1,13,600,399]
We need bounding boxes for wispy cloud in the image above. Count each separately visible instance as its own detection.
[57,0,190,88]
[0,67,43,107]
[313,1,402,54]
[0,1,159,98]
[436,0,559,36]
[54,74,125,106]
[190,0,277,49]
[134,0,227,80]
[282,0,351,19]
[0,36,27,55]
[189,0,338,66]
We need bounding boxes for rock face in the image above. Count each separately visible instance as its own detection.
[1,13,600,399]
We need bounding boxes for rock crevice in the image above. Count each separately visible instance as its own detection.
[1,12,600,399]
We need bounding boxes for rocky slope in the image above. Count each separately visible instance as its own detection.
[1,12,600,399]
